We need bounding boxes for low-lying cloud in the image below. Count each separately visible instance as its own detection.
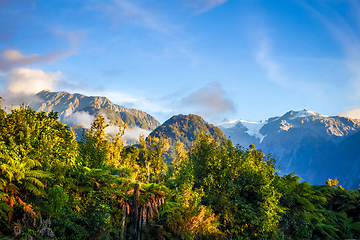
[181,82,235,120]
[62,110,151,141]
[62,111,95,129]
[123,127,152,141]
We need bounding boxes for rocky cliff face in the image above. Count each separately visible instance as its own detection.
[29,90,160,130]
[219,110,360,189]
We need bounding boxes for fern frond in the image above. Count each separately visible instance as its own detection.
[26,170,51,179]
[23,182,43,196]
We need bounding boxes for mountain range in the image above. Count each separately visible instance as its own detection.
[29,89,160,130]
[12,90,360,189]
[218,110,360,189]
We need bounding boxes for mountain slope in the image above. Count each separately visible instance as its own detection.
[149,114,227,163]
[219,109,360,188]
[29,90,160,130]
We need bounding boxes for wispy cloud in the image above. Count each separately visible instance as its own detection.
[0,28,82,71]
[0,0,82,71]
[88,0,199,63]
[300,0,360,98]
[89,0,174,34]
[182,0,229,14]
[255,38,286,87]
[253,34,333,100]
[0,48,70,71]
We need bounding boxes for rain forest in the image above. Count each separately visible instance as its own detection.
[1,106,360,240]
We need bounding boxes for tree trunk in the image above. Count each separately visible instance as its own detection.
[138,208,142,240]
[120,214,126,240]
[132,184,140,240]
[146,162,150,182]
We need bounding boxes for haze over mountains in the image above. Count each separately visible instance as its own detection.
[8,90,360,189]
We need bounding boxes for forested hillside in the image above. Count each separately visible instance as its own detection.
[1,105,360,240]
[148,114,227,163]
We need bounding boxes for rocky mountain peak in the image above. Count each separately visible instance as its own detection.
[219,109,360,188]
[31,90,160,130]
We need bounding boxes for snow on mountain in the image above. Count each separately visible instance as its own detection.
[287,109,328,120]
[239,120,267,143]
[217,119,266,143]
[219,109,360,189]
[288,109,317,120]
[217,119,240,129]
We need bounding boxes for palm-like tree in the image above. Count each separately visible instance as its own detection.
[0,143,50,226]
[0,107,74,231]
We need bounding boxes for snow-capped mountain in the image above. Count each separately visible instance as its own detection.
[218,109,360,189]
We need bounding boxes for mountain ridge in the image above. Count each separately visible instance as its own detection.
[29,89,160,130]
[218,109,360,188]
[18,90,360,189]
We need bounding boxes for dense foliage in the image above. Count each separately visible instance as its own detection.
[0,106,360,239]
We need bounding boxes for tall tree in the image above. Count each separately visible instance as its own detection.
[0,107,77,233]
[189,135,282,239]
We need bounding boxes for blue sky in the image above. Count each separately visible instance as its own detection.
[1,0,360,124]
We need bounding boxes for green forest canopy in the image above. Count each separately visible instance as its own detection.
[0,106,360,239]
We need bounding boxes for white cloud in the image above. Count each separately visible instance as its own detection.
[123,127,151,141]
[105,125,119,136]
[62,110,151,141]
[183,0,228,14]
[62,111,95,129]
[339,107,360,119]
[0,67,62,108]
[5,67,61,95]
